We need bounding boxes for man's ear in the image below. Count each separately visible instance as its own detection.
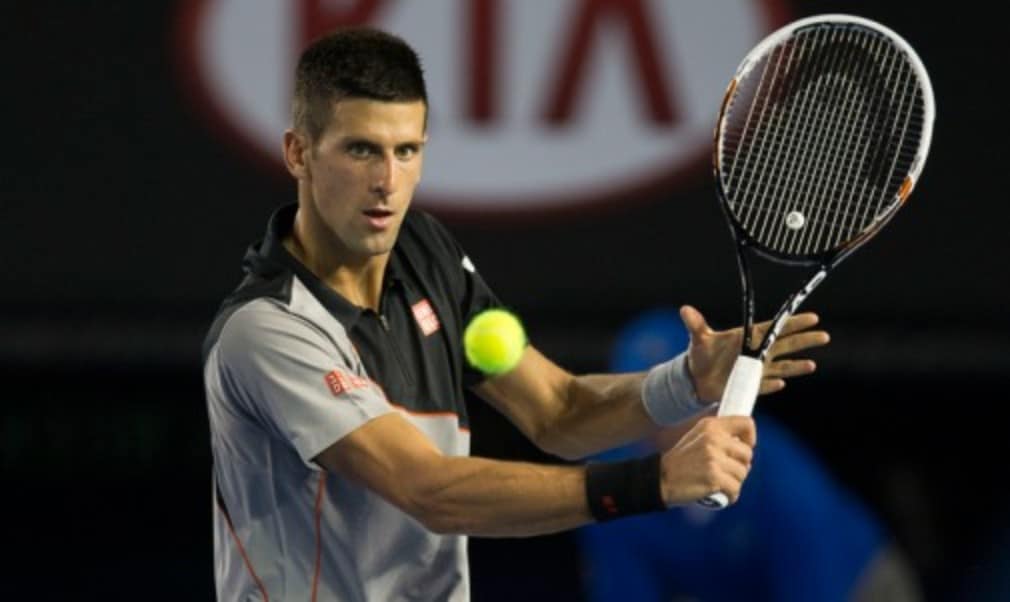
[283,129,310,179]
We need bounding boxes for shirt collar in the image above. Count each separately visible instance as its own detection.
[245,202,405,326]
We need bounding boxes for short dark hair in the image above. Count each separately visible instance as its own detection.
[292,28,428,141]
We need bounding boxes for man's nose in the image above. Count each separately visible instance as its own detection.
[371,154,397,197]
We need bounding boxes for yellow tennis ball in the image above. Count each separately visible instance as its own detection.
[464,309,527,375]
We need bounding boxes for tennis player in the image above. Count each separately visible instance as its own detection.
[202,28,829,601]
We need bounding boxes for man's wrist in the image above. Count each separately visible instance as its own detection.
[641,352,712,425]
[585,454,666,521]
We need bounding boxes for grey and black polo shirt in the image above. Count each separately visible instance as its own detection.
[203,203,499,601]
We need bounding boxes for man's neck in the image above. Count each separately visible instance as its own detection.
[284,212,389,312]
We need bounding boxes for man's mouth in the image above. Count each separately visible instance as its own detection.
[362,208,395,229]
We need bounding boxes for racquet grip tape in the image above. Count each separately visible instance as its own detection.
[717,356,763,417]
[698,356,763,510]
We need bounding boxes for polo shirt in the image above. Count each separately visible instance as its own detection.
[203,203,499,601]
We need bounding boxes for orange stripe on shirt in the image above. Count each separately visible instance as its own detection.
[217,498,270,602]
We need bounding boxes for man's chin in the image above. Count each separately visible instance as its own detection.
[354,234,398,258]
[332,222,402,262]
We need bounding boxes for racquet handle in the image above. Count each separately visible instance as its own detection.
[716,355,763,418]
[697,491,730,509]
[697,355,763,510]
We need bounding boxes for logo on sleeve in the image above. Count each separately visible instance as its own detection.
[411,299,441,336]
[324,369,372,397]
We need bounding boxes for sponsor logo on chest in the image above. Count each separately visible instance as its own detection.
[411,299,441,336]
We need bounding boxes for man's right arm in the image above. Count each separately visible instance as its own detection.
[215,301,756,535]
[313,410,756,537]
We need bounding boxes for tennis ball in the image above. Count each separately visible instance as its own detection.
[464,309,527,375]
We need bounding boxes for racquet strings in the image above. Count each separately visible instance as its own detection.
[719,23,929,256]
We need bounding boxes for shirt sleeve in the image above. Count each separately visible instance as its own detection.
[213,300,395,464]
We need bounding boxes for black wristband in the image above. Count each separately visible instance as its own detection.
[585,454,666,522]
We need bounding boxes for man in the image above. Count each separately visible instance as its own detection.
[203,28,829,601]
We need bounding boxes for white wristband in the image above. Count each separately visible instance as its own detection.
[641,352,711,425]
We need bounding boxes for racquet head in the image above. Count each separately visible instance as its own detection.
[713,14,935,265]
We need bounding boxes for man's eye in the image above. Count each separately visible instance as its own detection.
[347,143,373,158]
[395,146,418,160]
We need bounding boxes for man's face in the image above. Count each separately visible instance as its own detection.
[295,98,426,262]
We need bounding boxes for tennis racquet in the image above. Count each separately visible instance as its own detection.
[698,14,935,509]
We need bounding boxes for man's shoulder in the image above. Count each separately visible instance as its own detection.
[202,271,295,363]
[205,292,350,370]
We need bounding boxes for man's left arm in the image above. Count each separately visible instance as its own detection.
[474,306,830,460]
[475,347,653,460]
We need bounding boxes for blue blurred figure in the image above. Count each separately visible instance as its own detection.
[578,309,921,602]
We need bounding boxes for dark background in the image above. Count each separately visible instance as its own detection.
[4,1,1008,600]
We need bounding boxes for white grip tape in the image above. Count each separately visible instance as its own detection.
[697,356,763,510]
[716,356,763,417]
[698,491,729,509]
